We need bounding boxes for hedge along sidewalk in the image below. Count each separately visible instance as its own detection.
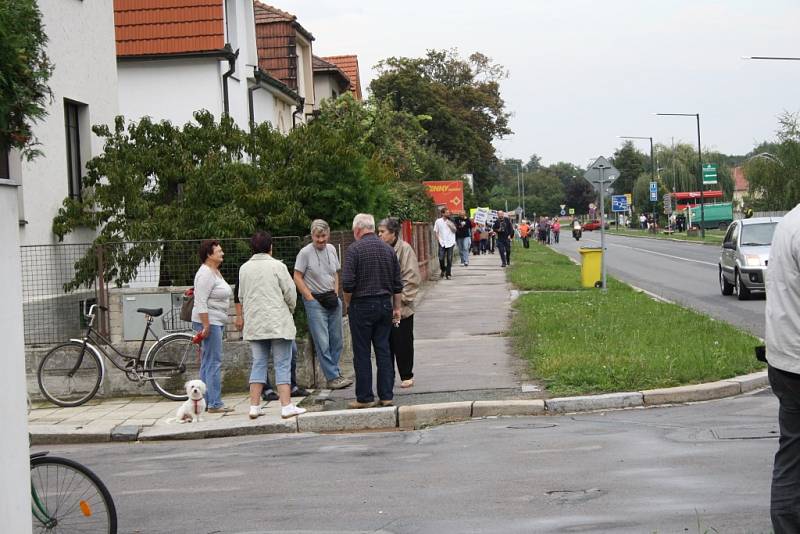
[508,243,764,397]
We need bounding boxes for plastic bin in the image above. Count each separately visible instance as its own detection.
[578,247,602,288]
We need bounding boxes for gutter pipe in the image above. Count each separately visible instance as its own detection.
[222,48,240,116]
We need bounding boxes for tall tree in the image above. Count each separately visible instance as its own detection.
[370,49,512,195]
[610,141,647,195]
[0,0,53,159]
[744,111,800,210]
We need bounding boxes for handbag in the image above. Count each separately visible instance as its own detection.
[313,290,339,310]
[179,287,194,322]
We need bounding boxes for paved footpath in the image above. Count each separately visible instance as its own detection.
[27,249,769,443]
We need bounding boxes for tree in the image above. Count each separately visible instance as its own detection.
[0,0,53,158]
[564,176,595,215]
[370,48,512,196]
[610,141,647,195]
[744,111,800,210]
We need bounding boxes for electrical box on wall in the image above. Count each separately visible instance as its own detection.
[121,292,189,341]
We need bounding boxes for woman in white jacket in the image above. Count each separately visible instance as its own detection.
[236,231,306,419]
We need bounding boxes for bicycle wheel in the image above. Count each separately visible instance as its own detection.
[31,455,117,534]
[37,342,103,407]
[144,333,198,400]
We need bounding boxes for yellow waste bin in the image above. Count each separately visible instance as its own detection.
[578,247,602,288]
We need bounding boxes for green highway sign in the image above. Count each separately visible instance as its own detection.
[702,163,718,185]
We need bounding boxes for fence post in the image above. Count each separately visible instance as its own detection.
[95,244,110,337]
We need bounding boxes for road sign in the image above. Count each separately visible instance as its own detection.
[663,193,673,214]
[649,181,658,202]
[703,164,718,185]
[624,193,632,207]
[560,209,566,216]
[568,208,575,215]
[560,204,566,210]
[584,156,619,194]
[611,195,628,213]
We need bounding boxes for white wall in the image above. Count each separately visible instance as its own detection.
[252,89,277,125]
[0,182,32,534]
[16,0,118,246]
[314,75,336,109]
[118,59,224,127]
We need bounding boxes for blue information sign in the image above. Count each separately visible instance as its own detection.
[649,181,658,202]
[611,195,628,213]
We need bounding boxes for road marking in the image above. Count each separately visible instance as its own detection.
[581,238,717,267]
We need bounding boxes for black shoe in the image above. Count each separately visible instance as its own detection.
[446,275,451,279]
[291,387,310,397]
[261,390,279,402]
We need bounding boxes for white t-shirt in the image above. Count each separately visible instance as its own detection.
[434,217,456,248]
[766,205,800,373]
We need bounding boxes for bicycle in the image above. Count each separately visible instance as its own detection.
[37,304,199,407]
[31,451,117,533]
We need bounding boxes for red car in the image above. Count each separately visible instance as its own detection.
[583,220,609,231]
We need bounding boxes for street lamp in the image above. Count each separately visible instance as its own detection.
[742,56,800,61]
[655,112,706,237]
[619,135,655,230]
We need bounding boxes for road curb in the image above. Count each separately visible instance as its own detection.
[29,371,769,443]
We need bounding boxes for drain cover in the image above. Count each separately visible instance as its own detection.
[711,425,778,440]
[506,423,558,430]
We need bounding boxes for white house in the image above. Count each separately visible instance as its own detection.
[313,55,351,108]
[8,0,119,247]
[115,0,304,134]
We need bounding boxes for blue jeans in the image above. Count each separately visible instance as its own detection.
[459,236,471,265]
[348,296,394,403]
[265,340,298,390]
[192,322,224,409]
[249,338,293,386]
[303,297,344,381]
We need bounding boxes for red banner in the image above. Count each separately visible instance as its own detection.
[422,181,464,214]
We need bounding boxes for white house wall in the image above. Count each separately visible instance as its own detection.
[251,90,276,125]
[16,0,118,246]
[314,75,335,109]
[118,59,224,127]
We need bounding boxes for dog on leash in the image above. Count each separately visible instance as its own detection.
[176,379,206,423]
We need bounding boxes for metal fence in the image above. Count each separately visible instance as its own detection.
[20,225,434,346]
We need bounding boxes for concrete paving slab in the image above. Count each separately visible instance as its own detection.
[137,415,297,441]
[398,401,473,429]
[473,400,546,417]
[298,407,397,432]
[545,392,644,414]
[642,380,742,406]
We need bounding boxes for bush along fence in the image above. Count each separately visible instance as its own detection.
[21,223,436,398]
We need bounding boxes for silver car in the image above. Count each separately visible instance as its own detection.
[719,217,781,300]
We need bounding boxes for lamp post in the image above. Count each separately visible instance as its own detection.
[656,113,705,237]
[619,135,655,230]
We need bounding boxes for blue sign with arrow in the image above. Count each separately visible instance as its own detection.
[611,195,628,213]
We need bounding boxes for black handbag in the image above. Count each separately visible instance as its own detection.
[313,290,339,310]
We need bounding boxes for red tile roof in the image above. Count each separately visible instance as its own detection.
[313,55,350,85]
[114,0,226,58]
[733,166,749,192]
[321,55,362,100]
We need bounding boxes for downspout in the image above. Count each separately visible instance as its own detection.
[222,48,240,116]
[292,97,305,129]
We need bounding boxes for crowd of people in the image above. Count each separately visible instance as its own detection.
[190,214,422,417]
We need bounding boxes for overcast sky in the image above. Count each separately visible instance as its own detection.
[284,0,800,169]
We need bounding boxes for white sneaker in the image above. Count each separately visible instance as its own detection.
[249,405,264,419]
[281,404,307,419]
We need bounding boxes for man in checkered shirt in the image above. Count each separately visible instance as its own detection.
[342,213,403,409]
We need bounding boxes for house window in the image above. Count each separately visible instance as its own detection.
[64,100,84,201]
[0,141,9,180]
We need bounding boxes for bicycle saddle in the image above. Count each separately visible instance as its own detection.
[137,307,163,317]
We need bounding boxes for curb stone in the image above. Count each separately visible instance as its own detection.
[29,422,117,445]
[398,401,473,430]
[472,400,545,417]
[298,407,396,433]
[545,392,643,414]
[137,415,297,441]
[727,371,769,393]
[642,379,742,406]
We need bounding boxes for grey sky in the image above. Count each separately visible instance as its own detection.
[285,0,800,168]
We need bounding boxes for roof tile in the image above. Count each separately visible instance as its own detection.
[321,55,362,100]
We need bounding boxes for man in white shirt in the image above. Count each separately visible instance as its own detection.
[766,205,800,533]
[434,207,456,279]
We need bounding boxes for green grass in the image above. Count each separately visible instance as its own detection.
[609,227,725,245]
[509,244,764,396]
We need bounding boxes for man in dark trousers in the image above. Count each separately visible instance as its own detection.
[492,210,513,267]
[342,213,403,409]
[766,203,800,533]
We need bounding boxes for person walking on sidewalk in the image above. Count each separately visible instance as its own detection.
[552,218,561,244]
[191,240,234,414]
[343,214,403,409]
[378,217,421,389]
[454,214,472,266]
[237,231,306,420]
[493,210,513,267]
[434,207,456,279]
[293,219,352,391]
[519,220,530,249]
[765,204,800,532]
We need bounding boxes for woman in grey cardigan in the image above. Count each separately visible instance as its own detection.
[191,239,234,413]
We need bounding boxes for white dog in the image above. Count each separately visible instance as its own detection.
[176,379,206,423]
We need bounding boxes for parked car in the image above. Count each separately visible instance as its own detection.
[719,217,781,300]
[583,220,610,231]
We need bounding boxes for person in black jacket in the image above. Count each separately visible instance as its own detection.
[492,210,513,267]
[454,215,473,267]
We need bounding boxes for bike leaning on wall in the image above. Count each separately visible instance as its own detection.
[36,304,198,407]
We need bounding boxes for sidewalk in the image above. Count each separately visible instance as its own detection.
[28,250,770,443]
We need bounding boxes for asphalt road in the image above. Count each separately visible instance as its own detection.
[34,390,777,534]
[553,231,767,338]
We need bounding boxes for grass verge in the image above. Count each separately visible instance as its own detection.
[607,227,725,245]
[510,244,764,396]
